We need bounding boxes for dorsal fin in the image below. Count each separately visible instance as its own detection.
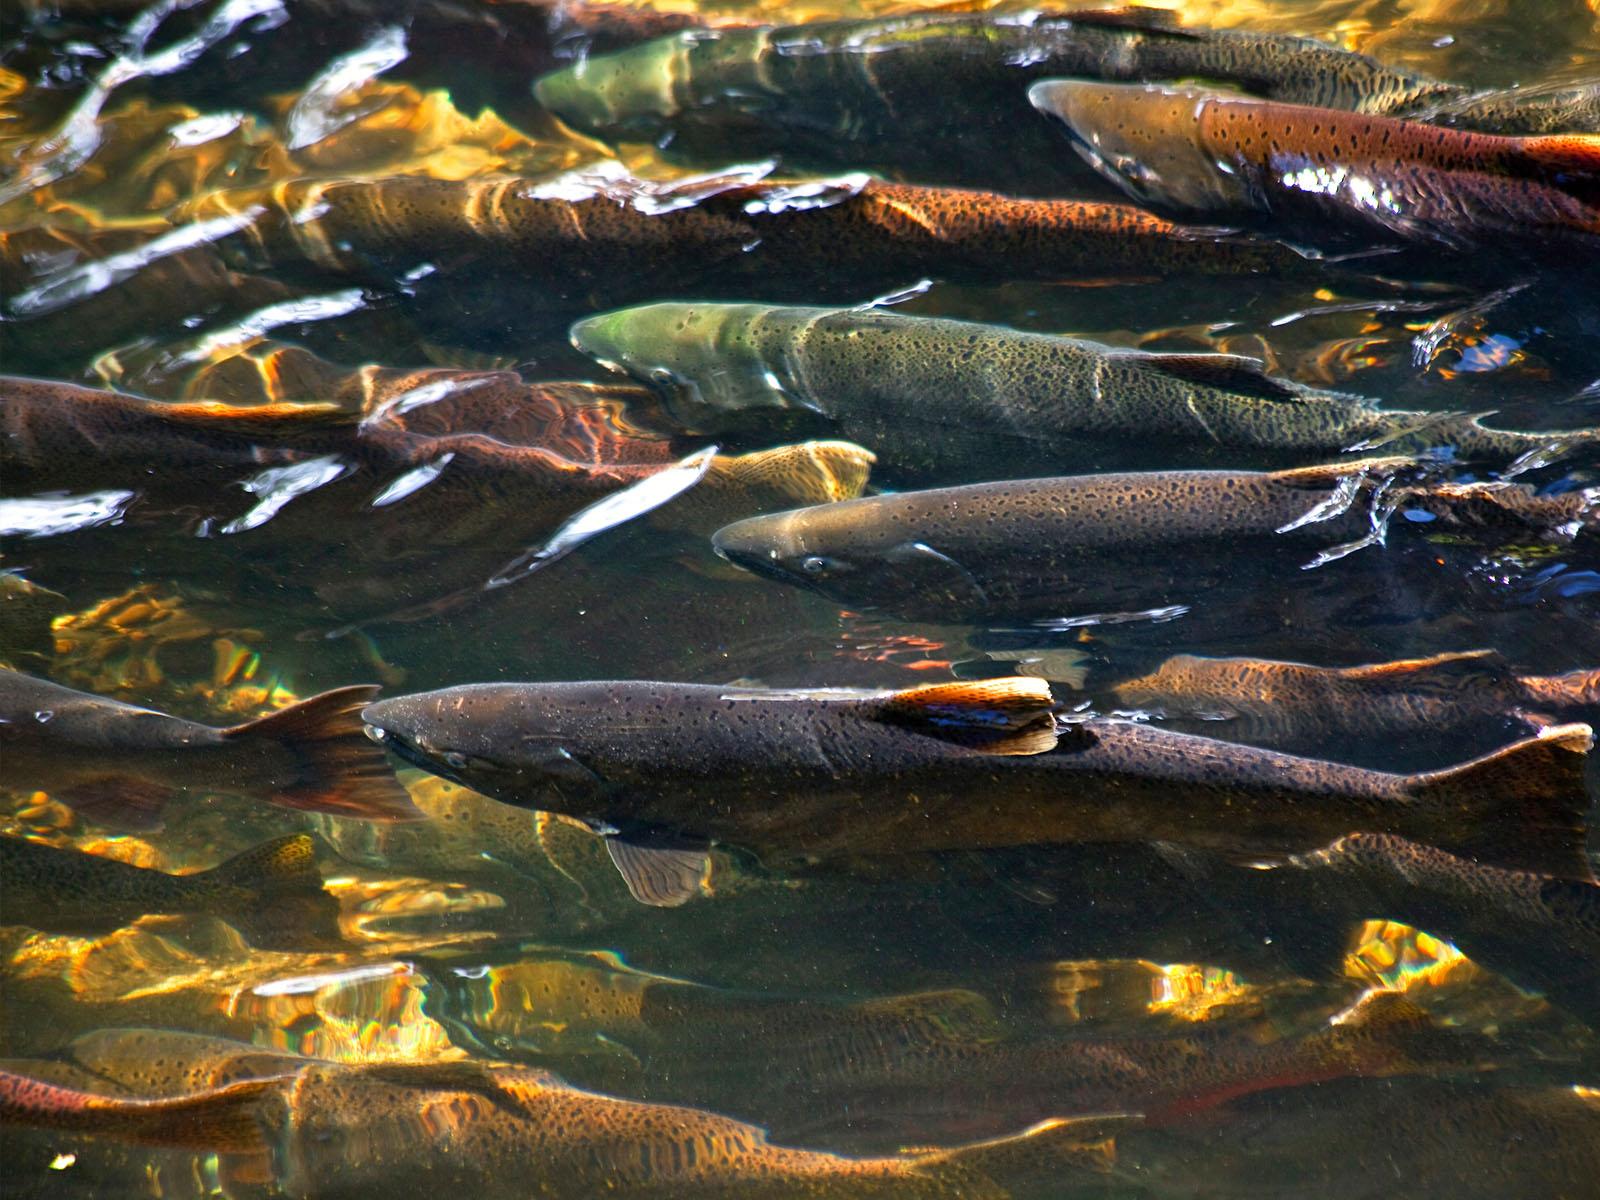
[1332,989,1433,1032]
[1059,6,1199,36]
[1338,649,1513,692]
[877,677,1055,731]
[1123,352,1308,401]
[161,400,353,436]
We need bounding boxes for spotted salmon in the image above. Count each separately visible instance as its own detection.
[1029,80,1600,251]
[1112,650,1600,752]
[0,1044,1126,1198]
[178,172,1322,335]
[708,462,1595,622]
[533,8,1458,190]
[360,676,1596,886]
[0,834,342,948]
[570,303,1595,475]
[0,667,421,829]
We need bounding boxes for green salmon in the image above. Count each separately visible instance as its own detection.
[533,8,1458,190]
[0,667,420,829]
[0,834,341,949]
[708,463,1596,622]
[1112,650,1600,753]
[570,303,1594,474]
[0,1041,1126,1198]
[1029,80,1600,251]
[359,676,1596,887]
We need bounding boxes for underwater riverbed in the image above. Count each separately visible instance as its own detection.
[2,0,1599,1196]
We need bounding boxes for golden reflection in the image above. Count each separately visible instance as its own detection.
[1045,958,1265,1025]
[1344,919,1472,991]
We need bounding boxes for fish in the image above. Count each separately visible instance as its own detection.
[1028,80,1600,252]
[1417,79,1600,136]
[533,8,1459,190]
[570,303,1595,475]
[1111,650,1600,753]
[429,957,1490,1144]
[359,676,1596,890]
[0,667,421,829]
[0,1043,1128,1198]
[175,171,1329,338]
[1113,1076,1600,1199]
[708,462,1596,622]
[0,834,343,949]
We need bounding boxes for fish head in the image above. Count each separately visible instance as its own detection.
[1028,80,1252,211]
[533,36,689,140]
[712,499,990,612]
[362,687,613,814]
[571,303,799,425]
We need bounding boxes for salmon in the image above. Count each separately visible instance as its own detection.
[1112,650,1600,752]
[359,677,1596,886]
[0,834,342,948]
[570,302,1596,475]
[1029,80,1600,250]
[708,462,1595,622]
[0,667,420,828]
[533,8,1457,190]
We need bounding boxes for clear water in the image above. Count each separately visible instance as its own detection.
[2,1,1598,1196]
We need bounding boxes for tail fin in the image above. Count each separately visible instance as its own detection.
[916,1114,1137,1190]
[0,1069,282,1152]
[223,687,422,822]
[1408,724,1594,881]
[196,834,344,947]
[1520,669,1600,713]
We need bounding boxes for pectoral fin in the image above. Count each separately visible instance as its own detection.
[605,839,710,907]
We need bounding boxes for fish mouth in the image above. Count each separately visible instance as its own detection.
[710,527,806,587]
[360,710,468,786]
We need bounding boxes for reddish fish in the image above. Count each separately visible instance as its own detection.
[1029,80,1600,250]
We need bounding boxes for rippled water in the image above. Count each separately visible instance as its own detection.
[2,1,1599,1197]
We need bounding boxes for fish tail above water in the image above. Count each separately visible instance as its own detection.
[221,687,422,822]
[1406,723,1595,881]
[0,1069,283,1152]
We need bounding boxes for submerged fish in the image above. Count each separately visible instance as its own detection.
[1114,1076,1600,1200]
[0,834,342,948]
[1113,650,1600,752]
[708,462,1595,622]
[570,303,1594,474]
[1029,81,1600,251]
[1419,79,1600,136]
[0,668,420,829]
[360,676,1596,888]
[533,8,1457,189]
[179,172,1323,335]
[0,1039,1126,1198]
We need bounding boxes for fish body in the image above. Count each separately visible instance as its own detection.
[360,677,1596,880]
[0,668,419,828]
[534,9,1455,188]
[1113,650,1600,752]
[1029,80,1600,250]
[0,834,341,947]
[182,174,1320,328]
[570,303,1593,473]
[0,1048,1124,1198]
[709,464,1596,621]
[1419,79,1600,135]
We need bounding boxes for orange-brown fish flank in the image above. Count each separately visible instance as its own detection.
[1030,81,1600,249]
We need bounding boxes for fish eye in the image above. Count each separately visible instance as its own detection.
[801,555,829,574]
[443,751,471,769]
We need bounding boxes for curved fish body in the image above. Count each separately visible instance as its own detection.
[0,1050,1124,1198]
[709,462,1597,623]
[181,174,1320,324]
[533,9,1456,188]
[360,677,1596,881]
[1419,79,1600,135]
[0,668,419,829]
[1029,80,1600,251]
[0,835,340,947]
[1112,650,1600,753]
[570,303,1595,474]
